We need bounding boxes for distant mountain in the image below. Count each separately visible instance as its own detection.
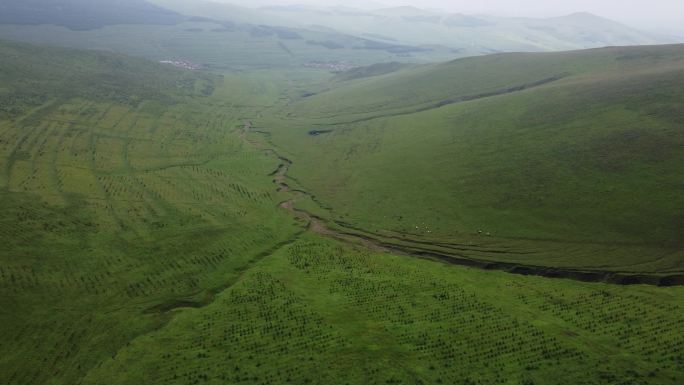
[371,6,437,18]
[147,0,286,25]
[520,12,667,49]
[0,2,461,70]
[0,0,675,70]
[0,0,185,30]
[184,3,671,52]
[217,0,387,10]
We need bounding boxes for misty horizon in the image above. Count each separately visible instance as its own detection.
[214,0,684,36]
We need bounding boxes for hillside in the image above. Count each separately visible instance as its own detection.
[0,0,185,30]
[0,19,456,70]
[0,0,461,69]
[0,40,300,384]
[265,44,684,273]
[0,38,683,385]
[0,39,216,120]
[211,4,670,52]
[289,44,684,119]
[1,1,673,71]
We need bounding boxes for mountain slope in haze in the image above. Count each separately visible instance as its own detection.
[147,0,287,25]
[1,0,672,65]
[0,0,461,69]
[524,12,663,48]
[0,0,186,30]
[267,44,684,272]
[0,38,216,120]
[212,4,672,52]
[0,20,458,69]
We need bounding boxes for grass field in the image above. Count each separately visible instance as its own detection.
[0,41,302,384]
[263,44,684,273]
[79,235,684,385]
[0,39,683,385]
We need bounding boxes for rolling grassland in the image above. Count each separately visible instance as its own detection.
[0,42,301,384]
[264,45,684,275]
[80,235,684,385]
[0,40,682,385]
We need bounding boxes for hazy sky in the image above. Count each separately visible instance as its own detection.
[225,0,684,35]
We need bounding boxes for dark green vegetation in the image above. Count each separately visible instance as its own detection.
[266,44,684,274]
[0,33,683,385]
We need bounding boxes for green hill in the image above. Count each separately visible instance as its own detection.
[0,39,216,120]
[0,38,683,385]
[204,4,670,52]
[292,44,684,120]
[265,44,684,273]
[0,0,185,30]
[0,40,300,384]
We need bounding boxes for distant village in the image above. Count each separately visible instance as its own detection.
[159,60,202,70]
[304,61,359,72]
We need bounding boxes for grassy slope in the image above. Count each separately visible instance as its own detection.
[0,0,185,31]
[81,235,684,385]
[0,41,300,384]
[291,45,684,121]
[266,44,684,272]
[1,39,683,385]
[0,38,215,119]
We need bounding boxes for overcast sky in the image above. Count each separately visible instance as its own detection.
[225,0,684,36]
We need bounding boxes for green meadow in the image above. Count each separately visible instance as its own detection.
[0,37,682,385]
[0,41,301,384]
[81,235,684,385]
[265,45,684,273]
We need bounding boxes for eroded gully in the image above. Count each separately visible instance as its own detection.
[244,122,684,287]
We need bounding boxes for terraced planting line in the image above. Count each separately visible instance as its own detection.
[144,230,306,314]
[245,122,684,287]
[125,122,309,315]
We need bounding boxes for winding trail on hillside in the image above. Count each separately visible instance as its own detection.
[310,75,566,128]
[243,122,684,287]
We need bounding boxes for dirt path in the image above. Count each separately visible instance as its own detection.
[241,122,684,287]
